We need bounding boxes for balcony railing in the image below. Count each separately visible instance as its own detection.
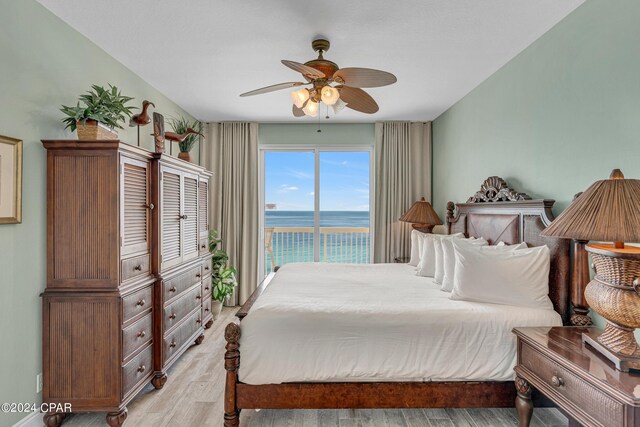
[264,227,370,272]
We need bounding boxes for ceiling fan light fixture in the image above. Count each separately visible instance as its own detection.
[302,99,319,117]
[290,88,310,109]
[321,86,340,105]
[332,98,347,114]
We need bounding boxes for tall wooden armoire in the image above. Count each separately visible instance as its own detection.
[41,140,213,427]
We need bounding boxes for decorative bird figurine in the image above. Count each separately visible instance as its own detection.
[130,100,155,146]
[164,127,204,142]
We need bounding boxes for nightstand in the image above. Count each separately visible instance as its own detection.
[513,327,640,427]
[394,256,410,263]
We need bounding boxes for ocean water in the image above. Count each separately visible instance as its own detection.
[264,211,370,271]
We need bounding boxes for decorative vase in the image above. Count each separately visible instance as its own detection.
[212,300,223,320]
[582,244,640,371]
[76,119,118,140]
[178,151,192,162]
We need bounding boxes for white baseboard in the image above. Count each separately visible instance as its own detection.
[12,411,41,427]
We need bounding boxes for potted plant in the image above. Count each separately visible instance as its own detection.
[60,84,135,140]
[209,229,237,319]
[167,116,203,162]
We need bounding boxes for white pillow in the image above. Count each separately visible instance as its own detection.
[415,237,437,277]
[432,233,463,285]
[482,242,528,251]
[440,237,488,292]
[408,229,426,266]
[450,241,553,309]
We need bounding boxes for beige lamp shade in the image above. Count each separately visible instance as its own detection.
[541,169,640,244]
[399,197,442,226]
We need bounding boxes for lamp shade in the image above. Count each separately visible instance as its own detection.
[399,197,442,225]
[541,169,640,243]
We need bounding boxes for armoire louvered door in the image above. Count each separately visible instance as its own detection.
[161,166,183,270]
[182,173,199,261]
[121,157,151,257]
[198,178,209,254]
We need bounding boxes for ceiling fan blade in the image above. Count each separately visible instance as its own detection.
[338,86,379,114]
[292,104,305,117]
[240,82,305,97]
[333,67,397,88]
[281,60,325,79]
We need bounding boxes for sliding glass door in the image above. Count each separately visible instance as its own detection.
[260,147,372,276]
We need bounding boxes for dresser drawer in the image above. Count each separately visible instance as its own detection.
[520,343,625,427]
[122,343,153,397]
[122,285,153,324]
[121,254,150,282]
[202,279,212,297]
[163,309,202,364]
[202,259,212,279]
[202,297,212,321]
[122,313,152,362]
[163,265,202,303]
[163,285,202,333]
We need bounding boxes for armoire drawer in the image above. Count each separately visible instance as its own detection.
[122,313,153,362]
[163,309,202,364]
[122,285,153,324]
[202,297,212,320]
[163,285,202,333]
[122,344,153,398]
[121,254,150,282]
[520,342,624,427]
[202,279,212,296]
[163,265,202,303]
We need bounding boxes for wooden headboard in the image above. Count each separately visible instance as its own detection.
[446,177,571,324]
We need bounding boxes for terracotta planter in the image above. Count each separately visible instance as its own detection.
[178,151,192,162]
[212,300,223,320]
[76,119,118,140]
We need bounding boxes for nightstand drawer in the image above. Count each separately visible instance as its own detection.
[520,342,624,427]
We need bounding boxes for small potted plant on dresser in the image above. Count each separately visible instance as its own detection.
[167,116,203,162]
[209,229,237,319]
[60,84,135,139]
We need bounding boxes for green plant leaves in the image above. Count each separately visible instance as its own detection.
[60,83,135,131]
[208,229,237,302]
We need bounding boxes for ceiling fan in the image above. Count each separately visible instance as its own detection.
[239,39,397,117]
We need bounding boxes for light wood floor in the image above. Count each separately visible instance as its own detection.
[63,307,568,427]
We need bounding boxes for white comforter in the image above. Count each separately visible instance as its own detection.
[238,263,562,384]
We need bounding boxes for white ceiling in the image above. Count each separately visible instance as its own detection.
[37,0,584,123]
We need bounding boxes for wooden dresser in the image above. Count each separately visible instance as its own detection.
[513,327,640,427]
[41,140,213,427]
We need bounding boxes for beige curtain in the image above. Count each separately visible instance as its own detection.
[374,122,432,263]
[202,122,259,305]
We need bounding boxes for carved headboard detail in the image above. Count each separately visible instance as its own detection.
[467,176,532,203]
[447,177,571,324]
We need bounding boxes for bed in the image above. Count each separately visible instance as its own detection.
[223,177,576,426]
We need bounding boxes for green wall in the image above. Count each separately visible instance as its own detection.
[259,123,375,147]
[432,0,640,334]
[0,1,194,425]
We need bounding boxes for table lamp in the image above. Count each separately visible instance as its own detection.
[399,197,442,233]
[541,169,640,371]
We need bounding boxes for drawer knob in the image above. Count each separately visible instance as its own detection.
[179,214,188,220]
[196,273,201,278]
[205,286,210,291]
[205,308,210,312]
[169,313,176,320]
[201,244,206,249]
[134,264,143,271]
[137,365,146,373]
[551,376,564,387]
[196,295,202,300]
[136,299,146,307]
[137,330,146,338]
[196,319,202,324]
[144,203,155,210]
[169,286,177,293]
[204,266,210,271]
[169,340,176,348]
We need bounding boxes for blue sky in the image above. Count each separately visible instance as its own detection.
[265,151,370,211]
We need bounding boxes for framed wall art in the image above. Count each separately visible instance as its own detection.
[0,134,23,224]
